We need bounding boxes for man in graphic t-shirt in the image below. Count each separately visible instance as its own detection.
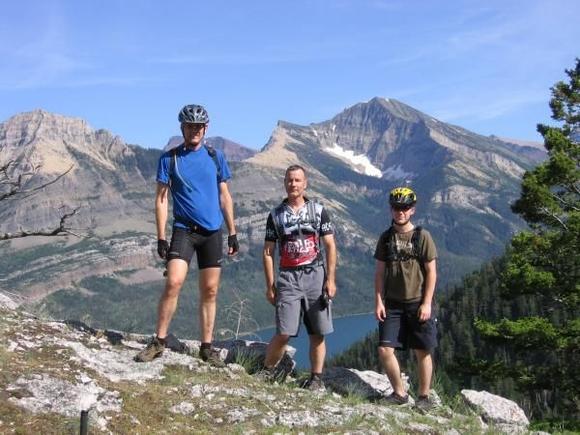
[257,165,337,391]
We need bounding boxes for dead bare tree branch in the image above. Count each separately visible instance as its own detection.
[0,160,74,201]
[0,159,83,241]
[0,207,81,240]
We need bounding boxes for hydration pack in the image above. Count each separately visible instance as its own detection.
[272,199,319,242]
[384,225,423,262]
[169,144,222,189]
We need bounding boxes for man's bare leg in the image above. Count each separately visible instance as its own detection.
[378,346,406,397]
[415,349,433,397]
[309,334,325,374]
[156,259,189,339]
[264,334,290,368]
[198,267,221,343]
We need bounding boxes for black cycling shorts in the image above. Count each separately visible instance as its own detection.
[378,301,437,350]
[167,227,223,269]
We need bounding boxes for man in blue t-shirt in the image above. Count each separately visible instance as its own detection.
[135,104,239,366]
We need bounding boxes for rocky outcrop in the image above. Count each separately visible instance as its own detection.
[323,366,410,400]
[0,295,532,434]
[461,389,530,432]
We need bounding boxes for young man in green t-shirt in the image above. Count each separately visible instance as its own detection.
[374,187,438,411]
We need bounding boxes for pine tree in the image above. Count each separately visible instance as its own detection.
[475,59,580,421]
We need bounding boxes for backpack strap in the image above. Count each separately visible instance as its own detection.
[203,144,222,181]
[305,199,319,227]
[411,226,423,261]
[169,148,177,189]
[305,199,322,252]
[271,203,286,242]
[385,226,398,262]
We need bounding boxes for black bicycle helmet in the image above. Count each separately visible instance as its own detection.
[389,187,417,207]
[178,104,209,124]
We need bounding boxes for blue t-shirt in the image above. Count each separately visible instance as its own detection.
[157,145,231,231]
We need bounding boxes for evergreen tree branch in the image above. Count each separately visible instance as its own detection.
[539,206,569,230]
[570,182,580,196]
[550,191,580,212]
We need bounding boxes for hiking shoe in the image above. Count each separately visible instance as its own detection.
[414,395,436,413]
[255,367,278,383]
[382,391,409,405]
[199,347,226,368]
[134,336,164,362]
[301,376,326,392]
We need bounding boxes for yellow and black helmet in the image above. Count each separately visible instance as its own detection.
[389,187,417,207]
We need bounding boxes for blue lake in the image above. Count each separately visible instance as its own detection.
[248,312,377,369]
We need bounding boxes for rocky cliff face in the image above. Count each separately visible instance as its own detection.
[0,110,153,236]
[0,297,531,434]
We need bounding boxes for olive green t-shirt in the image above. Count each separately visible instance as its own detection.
[373,227,437,303]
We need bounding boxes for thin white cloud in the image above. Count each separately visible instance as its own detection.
[149,52,321,66]
[149,39,354,66]
[0,5,93,90]
[431,91,547,122]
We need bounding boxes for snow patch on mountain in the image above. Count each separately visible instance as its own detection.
[323,143,382,178]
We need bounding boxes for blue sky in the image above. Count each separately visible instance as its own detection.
[1,1,578,150]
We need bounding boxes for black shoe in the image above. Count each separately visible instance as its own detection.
[199,347,226,368]
[382,391,409,405]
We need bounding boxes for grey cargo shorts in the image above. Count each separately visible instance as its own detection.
[275,264,334,337]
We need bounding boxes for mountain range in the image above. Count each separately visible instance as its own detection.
[0,98,544,335]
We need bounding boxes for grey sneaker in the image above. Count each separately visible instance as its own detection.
[134,336,164,362]
[301,376,326,392]
[414,395,436,413]
[199,347,226,368]
[382,391,409,405]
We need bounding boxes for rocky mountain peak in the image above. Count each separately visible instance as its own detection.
[251,97,542,187]
[0,110,132,175]
[350,97,427,123]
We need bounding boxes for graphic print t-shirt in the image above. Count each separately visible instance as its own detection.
[265,199,333,268]
[373,228,437,303]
